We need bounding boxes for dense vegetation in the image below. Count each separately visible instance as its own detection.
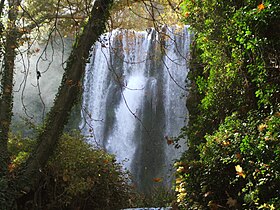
[0,0,181,208]
[1,0,279,208]
[0,0,114,208]
[9,132,133,209]
[174,0,280,209]
[8,131,176,209]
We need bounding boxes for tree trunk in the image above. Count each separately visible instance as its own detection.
[0,0,20,178]
[0,1,21,209]
[14,0,113,197]
[0,0,5,37]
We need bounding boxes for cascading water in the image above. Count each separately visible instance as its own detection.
[80,26,190,192]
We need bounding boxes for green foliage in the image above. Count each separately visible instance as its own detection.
[134,186,176,208]
[181,0,280,146]
[44,132,133,209]
[8,133,35,169]
[23,0,91,38]
[176,0,280,208]
[110,0,183,30]
[175,111,280,209]
[9,131,134,209]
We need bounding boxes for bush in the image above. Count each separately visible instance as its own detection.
[175,111,280,209]
[175,0,280,208]
[133,186,176,208]
[180,0,280,158]
[9,131,135,209]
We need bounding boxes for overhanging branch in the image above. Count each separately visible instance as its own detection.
[15,0,114,195]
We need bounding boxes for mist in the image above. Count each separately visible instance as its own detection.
[12,37,73,132]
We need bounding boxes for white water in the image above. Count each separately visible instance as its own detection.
[81,26,190,191]
[106,72,147,170]
[163,27,191,179]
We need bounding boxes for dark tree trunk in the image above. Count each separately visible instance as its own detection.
[14,0,113,198]
[0,0,5,37]
[0,1,21,209]
[0,0,20,178]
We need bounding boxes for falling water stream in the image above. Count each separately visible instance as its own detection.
[80,26,191,192]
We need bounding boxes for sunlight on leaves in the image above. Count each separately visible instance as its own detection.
[257,3,265,11]
[235,165,246,178]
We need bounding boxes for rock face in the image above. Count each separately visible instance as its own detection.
[81,26,191,192]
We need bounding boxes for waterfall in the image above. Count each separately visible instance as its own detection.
[80,26,190,192]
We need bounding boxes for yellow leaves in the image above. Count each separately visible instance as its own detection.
[235,165,243,173]
[165,135,174,145]
[175,175,187,203]
[257,3,265,11]
[175,177,183,184]
[258,123,267,132]
[176,185,187,203]
[8,163,16,172]
[184,12,190,18]
[103,159,109,164]
[235,165,246,178]
[176,193,187,203]
[259,203,276,209]
[176,181,186,194]
[174,161,183,167]
[175,184,186,193]
[221,140,230,146]
[19,27,31,34]
[152,177,163,182]
[202,191,212,198]
[176,166,185,173]
[166,139,174,145]
[18,40,25,46]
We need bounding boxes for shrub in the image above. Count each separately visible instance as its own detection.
[175,111,280,209]
[175,0,280,208]
[9,131,134,209]
[133,186,176,208]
